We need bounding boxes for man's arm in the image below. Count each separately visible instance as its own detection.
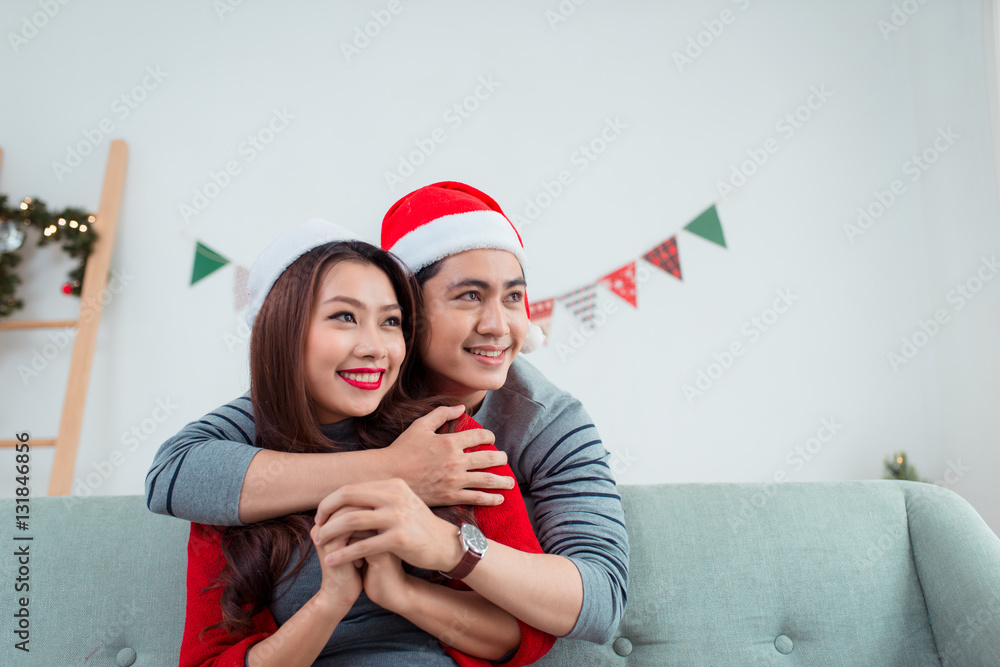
[146,399,511,525]
[513,399,630,644]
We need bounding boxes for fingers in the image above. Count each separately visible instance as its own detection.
[450,489,506,507]
[465,471,516,491]
[462,448,508,471]
[324,532,395,567]
[450,427,497,450]
[313,509,395,547]
[417,404,467,432]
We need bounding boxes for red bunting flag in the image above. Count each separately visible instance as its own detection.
[558,284,598,324]
[644,236,682,280]
[599,262,637,308]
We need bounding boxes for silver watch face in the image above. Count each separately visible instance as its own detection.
[460,523,488,554]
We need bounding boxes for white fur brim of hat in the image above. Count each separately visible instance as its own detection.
[388,209,544,352]
[245,218,364,329]
[389,209,528,274]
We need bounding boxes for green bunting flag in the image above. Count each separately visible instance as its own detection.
[191,242,230,285]
[684,205,727,248]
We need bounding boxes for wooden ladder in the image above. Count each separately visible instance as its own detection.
[0,140,129,495]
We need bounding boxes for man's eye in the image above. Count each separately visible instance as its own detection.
[505,291,523,302]
[329,312,356,323]
[458,292,481,301]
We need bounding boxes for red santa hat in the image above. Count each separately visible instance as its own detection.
[381,181,545,352]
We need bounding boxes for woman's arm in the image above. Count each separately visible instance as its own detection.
[246,521,362,667]
[362,549,521,662]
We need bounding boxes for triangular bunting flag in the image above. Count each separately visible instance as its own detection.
[233,265,250,312]
[599,262,637,308]
[643,236,682,280]
[558,284,598,324]
[530,298,555,343]
[191,242,230,285]
[684,205,727,248]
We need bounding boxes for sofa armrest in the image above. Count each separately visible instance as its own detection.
[904,481,1000,666]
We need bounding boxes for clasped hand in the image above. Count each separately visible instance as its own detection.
[312,479,464,610]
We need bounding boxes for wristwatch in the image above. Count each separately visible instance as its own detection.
[442,522,488,580]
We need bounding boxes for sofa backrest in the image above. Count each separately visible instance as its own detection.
[2,481,998,665]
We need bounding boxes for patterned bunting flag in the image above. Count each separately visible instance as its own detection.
[530,298,555,342]
[684,205,727,248]
[233,265,250,312]
[643,236,682,280]
[558,284,598,324]
[599,262,637,308]
[191,242,230,285]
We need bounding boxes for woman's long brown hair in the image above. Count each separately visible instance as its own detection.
[206,241,475,635]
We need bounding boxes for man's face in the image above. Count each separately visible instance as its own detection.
[419,249,529,407]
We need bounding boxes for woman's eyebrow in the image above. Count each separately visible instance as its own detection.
[321,296,401,311]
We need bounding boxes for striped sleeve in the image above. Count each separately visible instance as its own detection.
[145,395,259,526]
[517,399,629,644]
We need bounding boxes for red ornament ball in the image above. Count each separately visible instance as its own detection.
[62,283,72,294]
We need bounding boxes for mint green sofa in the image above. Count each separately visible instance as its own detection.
[2,481,999,665]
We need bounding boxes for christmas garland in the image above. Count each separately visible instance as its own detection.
[0,193,97,318]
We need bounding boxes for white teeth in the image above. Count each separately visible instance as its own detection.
[340,372,381,383]
[469,349,503,358]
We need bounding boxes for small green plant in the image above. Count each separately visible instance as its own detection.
[883,451,927,482]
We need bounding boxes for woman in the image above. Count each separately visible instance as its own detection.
[149,184,628,644]
[179,221,554,665]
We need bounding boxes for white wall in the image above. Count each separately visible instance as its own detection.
[1,0,998,534]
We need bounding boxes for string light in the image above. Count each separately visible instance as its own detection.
[58,218,66,226]
[79,224,87,232]
[69,220,78,228]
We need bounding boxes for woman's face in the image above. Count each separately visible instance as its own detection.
[304,260,406,424]
[419,249,529,407]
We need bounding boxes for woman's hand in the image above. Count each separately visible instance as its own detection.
[361,549,412,612]
[311,506,364,611]
[312,478,464,573]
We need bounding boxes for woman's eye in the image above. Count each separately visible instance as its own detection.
[328,311,356,323]
[382,316,402,327]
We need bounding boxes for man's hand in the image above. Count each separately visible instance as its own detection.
[383,405,514,507]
